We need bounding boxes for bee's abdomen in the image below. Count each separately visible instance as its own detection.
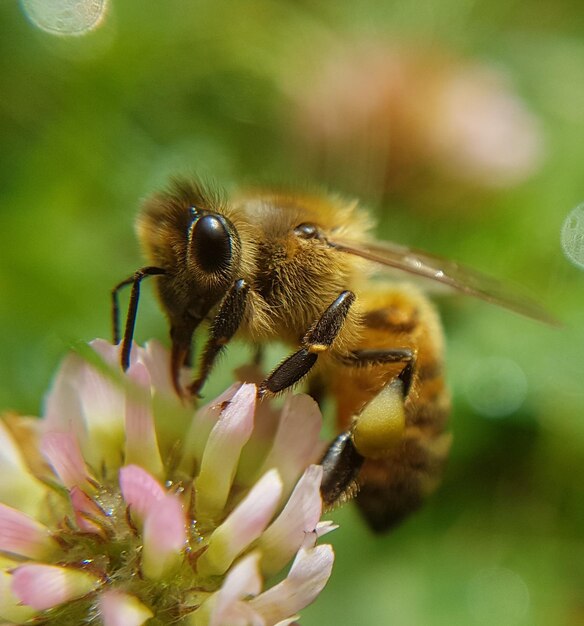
[326,284,451,532]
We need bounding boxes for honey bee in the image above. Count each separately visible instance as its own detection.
[113,179,555,532]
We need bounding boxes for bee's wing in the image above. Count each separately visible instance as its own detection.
[329,238,559,325]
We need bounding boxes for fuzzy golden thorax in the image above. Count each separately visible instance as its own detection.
[137,180,372,349]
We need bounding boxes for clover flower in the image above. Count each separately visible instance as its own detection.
[0,340,335,625]
[290,40,543,207]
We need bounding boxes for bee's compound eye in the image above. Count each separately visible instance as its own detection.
[191,214,232,273]
[294,222,321,239]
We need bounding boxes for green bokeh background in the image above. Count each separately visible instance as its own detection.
[1,1,583,624]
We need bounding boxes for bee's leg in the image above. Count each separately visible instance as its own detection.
[320,431,364,508]
[340,348,416,395]
[338,348,450,532]
[320,348,415,509]
[189,278,250,396]
[111,266,167,370]
[258,290,355,398]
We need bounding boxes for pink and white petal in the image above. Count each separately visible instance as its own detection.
[142,493,187,580]
[0,503,56,559]
[212,553,262,619]
[191,600,265,626]
[273,619,300,626]
[256,394,324,497]
[258,465,323,576]
[250,544,334,624]
[235,397,282,488]
[89,339,125,368]
[195,384,256,521]
[0,570,35,624]
[124,363,163,477]
[69,487,105,534]
[138,340,175,395]
[199,552,263,626]
[43,352,85,435]
[99,590,153,626]
[315,521,338,538]
[11,564,101,611]
[77,359,125,470]
[197,470,282,578]
[119,465,165,522]
[41,431,91,489]
[0,422,47,516]
[179,382,242,474]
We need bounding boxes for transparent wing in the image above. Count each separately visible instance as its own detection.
[329,238,559,325]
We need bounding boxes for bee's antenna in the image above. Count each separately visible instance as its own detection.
[111,266,166,369]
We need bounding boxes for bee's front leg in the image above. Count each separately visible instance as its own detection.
[257,290,355,398]
[112,266,167,370]
[189,278,250,396]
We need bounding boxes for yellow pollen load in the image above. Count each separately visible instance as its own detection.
[352,379,406,459]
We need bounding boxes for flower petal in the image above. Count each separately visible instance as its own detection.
[195,384,256,521]
[43,352,85,436]
[124,362,163,477]
[255,394,323,496]
[89,339,124,367]
[0,570,35,624]
[315,520,338,538]
[258,465,324,576]
[0,421,47,516]
[179,382,242,475]
[119,465,165,522]
[77,354,125,470]
[210,552,262,624]
[41,431,91,489]
[70,487,106,534]
[11,564,101,611]
[99,590,153,626]
[198,469,283,578]
[137,340,175,395]
[203,552,263,626]
[0,503,56,559]
[250,543,334,624]
[142,493,187,579]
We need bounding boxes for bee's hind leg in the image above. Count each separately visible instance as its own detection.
[320,431,364,508]
[319,361,411,509]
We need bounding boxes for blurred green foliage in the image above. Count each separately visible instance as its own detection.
[1,1,583,624]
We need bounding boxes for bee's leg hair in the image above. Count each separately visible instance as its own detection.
[112,266,167,370]
[340,348,416,396]
[320,431,365,508]
[258,290,355,398]
[189,278,250,396]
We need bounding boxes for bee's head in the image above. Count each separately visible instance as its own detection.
[186,206,241,289]
[137,179,242,326]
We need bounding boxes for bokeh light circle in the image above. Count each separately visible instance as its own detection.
[561,203,584,270]
[20,0,108,36]
[467,566,530,625]
[464,356,528,418]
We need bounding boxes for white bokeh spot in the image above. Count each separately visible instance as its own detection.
[20,0,108,36]
[561,203,584,270]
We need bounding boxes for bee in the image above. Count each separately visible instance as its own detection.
[113,179,555,532]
